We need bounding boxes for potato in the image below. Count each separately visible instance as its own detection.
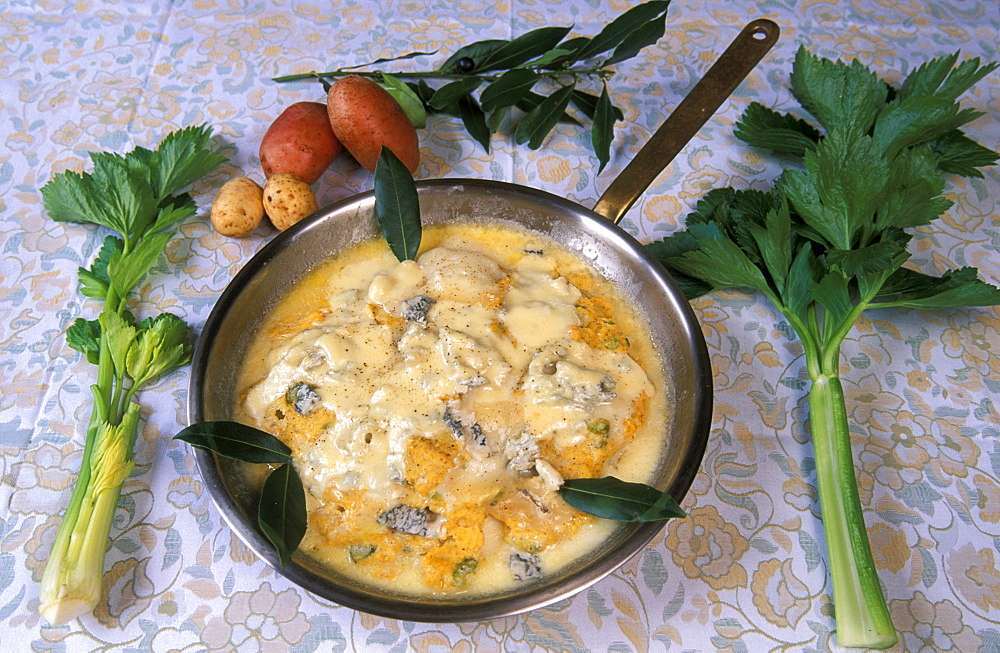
[211,177,265,238]
[260,101,343,184]
[263,173,318,231]
[327,76,420,173]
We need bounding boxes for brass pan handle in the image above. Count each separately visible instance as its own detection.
[593,18,780,224]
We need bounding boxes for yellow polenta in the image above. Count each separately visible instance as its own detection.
[236,221,668,597]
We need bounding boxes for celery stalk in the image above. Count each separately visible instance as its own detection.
[38,125,225,624]
[647,49,1000,646]
[809,372,896,649]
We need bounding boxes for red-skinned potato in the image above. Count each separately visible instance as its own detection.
[327,76,420,173]
[260,101,343,184]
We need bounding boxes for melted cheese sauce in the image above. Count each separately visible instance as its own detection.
[236,222,669,597]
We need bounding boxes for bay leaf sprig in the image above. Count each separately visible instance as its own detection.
[174,420,306,567]
[273,0,671,171]
[374,146,422,261]
[558,476,686,522]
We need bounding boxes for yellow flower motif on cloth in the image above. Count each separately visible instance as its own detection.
[906,368,933,392]
[868,523,910,574]
[199,582,310,650]
[946,543,1000,613]
[842,372,903,425]
[814,24,896,69]
[404,16,469,52]
[536,154,576,186]
[678,165,728,201]
[750,558,811,629]
[691,297,736,348]
[666,504,750,590]
[973,474,1000,523]
[194,24,263,65]
[0,12,30,48]
[889,590,983,653]
[941,311,1000,378]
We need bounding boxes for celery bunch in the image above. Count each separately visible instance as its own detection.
[648,49,999,648]
[38,126,226,625]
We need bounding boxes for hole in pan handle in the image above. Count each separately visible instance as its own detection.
[592,18,780,224]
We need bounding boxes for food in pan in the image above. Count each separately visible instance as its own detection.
[236,220,669,595]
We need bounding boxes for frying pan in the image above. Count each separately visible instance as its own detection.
[189,19,779,622]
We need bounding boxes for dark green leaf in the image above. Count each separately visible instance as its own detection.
[781,130,887,250]
[604,9,668,66]
[66,317,102,365]
[570,89,624,121]
[409,80,436,104]
[487,105,509,132]
[591,84,616,172]
[258,463,307,567]
[541,36,592,68]
[438,40,508,72]
[478,25,573,72]
[521,48,574,69]
[748,200,793,293]
[576,1,670,61]
[873,266,1000,309]
[781,243,820,317]
[671,228,773,295]
[646,233,716,300]
[929,129,1000,178]
[824,231,908,279]
[810,271,854,340]
[559,476,685,522]
[514,84,576,149]
[877,146,950,231]
[173,420,293,463]
[374,147,422,261]
[458,95,491,152]
[789,46,888,135]
[516,91,581,125]
[899,53,999,103]
[428,77,484,111]
[874,95,985,159]
[480,69,539,113]
[734,102,821,156]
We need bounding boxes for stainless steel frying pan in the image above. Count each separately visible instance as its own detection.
[189,19,779,622]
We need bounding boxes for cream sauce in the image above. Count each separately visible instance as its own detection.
[237,222,669,597]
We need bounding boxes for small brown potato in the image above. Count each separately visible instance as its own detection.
[211,177,265,238]
[260,101,343,184]
[327,76,420,173]
[263,173,319,231]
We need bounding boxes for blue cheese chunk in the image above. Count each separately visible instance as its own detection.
[402,295,436,323]
[376,504,438,537]
[509,552,542,581]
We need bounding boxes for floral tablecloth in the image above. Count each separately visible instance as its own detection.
[3,0,999,650]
